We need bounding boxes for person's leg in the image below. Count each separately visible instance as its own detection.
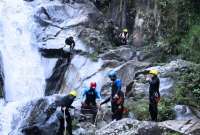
[152,103,158,121]
[149,103,154,121]
[65,110,73,135]
[149,101,157,121]
[57,112,64,135]
[115,111,122,120]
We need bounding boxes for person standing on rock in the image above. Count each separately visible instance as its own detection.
[147,69,160,121]
[57,90,77,135]
[81,82,101,123]
[100,71,125,120]
[119,28,129,45]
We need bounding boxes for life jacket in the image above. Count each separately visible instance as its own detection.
[85,88,97,106]
[111,79,122,98]
[120,32,128,39]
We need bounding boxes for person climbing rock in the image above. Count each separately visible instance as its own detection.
[64,36,75,52]
[147,69,160,121]
[81,82,101,123]
[100,71,124,120]
[57,90,77,135]
[119,28,129,45]
[64,36,75,63]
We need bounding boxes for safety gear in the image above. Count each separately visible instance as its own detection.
[69,90,77,97]
[123,28,128,32]
[90,82,97,89]
[149,69,159,75]
[108,70,117,79]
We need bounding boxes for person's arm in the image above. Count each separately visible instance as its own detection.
[157,79,160,97]
[72,41,75,49]
[134,70,150,78]
[100,96,111,105]
[81,88,87,102]
[95,89,101,100]
[69,105,75,109]
[116,79,122,91]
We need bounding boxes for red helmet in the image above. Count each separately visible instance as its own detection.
[90,82,97,89]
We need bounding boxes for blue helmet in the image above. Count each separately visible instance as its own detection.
[108,70,117,80]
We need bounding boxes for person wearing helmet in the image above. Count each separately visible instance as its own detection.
[147,69,160,121]
[82,82,101,107]
[119,28,129,45]
[101,71,125,120]
[57,90,77,135]
[81,82,101,123]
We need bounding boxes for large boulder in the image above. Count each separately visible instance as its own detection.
[100,46,136,62]
[96,118,200,135]
[78,27,113,53]
[18,96,62,135]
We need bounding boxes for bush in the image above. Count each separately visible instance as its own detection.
[125,97,175,121]
[179,25,200,63]
[174,65,200,108]
[158,98,176,121]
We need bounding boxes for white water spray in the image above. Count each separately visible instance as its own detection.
[0,0,45,134]
[0,0,45,101]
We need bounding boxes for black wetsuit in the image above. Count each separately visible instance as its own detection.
[149,76,160,121]
[101,79,124,120]
[85,88,99,106]
[57,95,75,135]
[65,37,75,51]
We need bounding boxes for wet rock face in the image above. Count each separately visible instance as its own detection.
[78,27,113,53]
[100,47,136,62]
[95,118,179,135]
[174,105,197,120]
[20,97,61,135]
[96,118,200,135]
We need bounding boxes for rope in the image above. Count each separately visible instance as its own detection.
[94,108,100,126]
[63,108,67,135]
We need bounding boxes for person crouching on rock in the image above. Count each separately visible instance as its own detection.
[81,82,101,123]
[147,69,160,121]
[57,90,77,135]
[64,36,75,52]
[100,71,125,120]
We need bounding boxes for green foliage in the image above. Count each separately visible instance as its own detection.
[158,98,176,121]
[125,97,175,121]
[89,52,98,62]
[126,99,149,120]
[156,0,200,63]
[174,65,200,109]
[179,25,200,63]
[166,132,182,135]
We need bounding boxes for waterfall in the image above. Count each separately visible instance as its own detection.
[0,0,45,134]
[0,0,45,101]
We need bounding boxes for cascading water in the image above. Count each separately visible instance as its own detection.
[0,0,45,134]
